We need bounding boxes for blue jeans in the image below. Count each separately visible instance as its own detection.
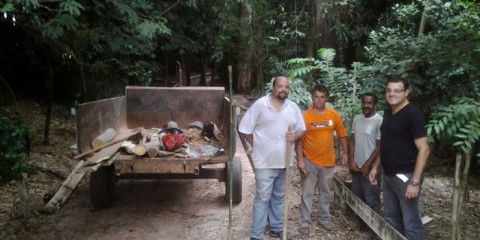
[383,174,424,240]
[352,171,381,214]
[250,168,286,239]
[298,157,334,227]
[352,170,381,235]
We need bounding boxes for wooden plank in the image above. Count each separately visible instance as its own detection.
[43,160,87,213]
[332,176,407,240]
[75,129,139,161]
[90,152,122,172]
[84,141,124,166]
[115,158,186,174]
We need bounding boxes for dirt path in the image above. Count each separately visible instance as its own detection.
[1,101,480,240]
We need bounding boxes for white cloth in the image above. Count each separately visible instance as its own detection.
[352,113,383,167]
[239,94,306,169]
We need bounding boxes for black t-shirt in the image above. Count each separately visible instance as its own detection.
[380,103,427,176]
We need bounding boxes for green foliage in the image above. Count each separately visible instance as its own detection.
[286,48,366,133]
[1,0,173,101]
[364,0,480,112]
[0,113,32,182]
[426,96,480,158]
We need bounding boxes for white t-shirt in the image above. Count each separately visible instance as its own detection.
[352,113,383,167]
[238,94,306,169]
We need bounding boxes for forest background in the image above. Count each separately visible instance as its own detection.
[0,0,479,239]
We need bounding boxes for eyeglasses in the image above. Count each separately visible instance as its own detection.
[385,89,406,94]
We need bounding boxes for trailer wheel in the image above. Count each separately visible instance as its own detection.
[90,165,115,209]
[225,156,242,204]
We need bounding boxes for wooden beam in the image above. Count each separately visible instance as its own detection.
[332,177,407,240]
[43,160,87,213]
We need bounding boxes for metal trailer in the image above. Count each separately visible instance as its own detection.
[75,86,242,208]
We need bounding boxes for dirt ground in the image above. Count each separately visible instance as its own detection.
[1,100,480,240]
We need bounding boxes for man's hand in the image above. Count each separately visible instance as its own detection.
[369,167,378,185]
[405,184,420,199]
[360,164,370,178]
[342,154,348,166]
[297,158,307,176]
[285,131,296,142]
[349,161,359,173]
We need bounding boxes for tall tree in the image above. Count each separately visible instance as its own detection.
[237,1,253,93]
[1,0,172,144]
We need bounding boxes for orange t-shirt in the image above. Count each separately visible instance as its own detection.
[301,107,347,167]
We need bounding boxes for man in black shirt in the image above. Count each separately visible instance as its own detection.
[369,77,430,240]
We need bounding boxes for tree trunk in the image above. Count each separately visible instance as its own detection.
[236,2,252,93]
[450,149,472,240]
[450,152,461,240]
[304,0,321,58]
[164,55,169,87]
[418,0,428,35]
[43,65,53,145]
[305,0,337,57]
[201,51,208,86]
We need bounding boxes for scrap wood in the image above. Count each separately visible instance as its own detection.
[85,141,124,166]
[43,160,87,214]
[73,129,139,160]
[91,128,117,149]
[133,128,149,156]
[121,141,136,154]
[90,152,121,172]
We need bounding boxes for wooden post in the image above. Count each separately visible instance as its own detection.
[283,126,293,240]
[18,172,30,219]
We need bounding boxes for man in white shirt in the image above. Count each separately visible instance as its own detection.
[239,76,306,240]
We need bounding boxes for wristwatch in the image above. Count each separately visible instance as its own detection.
[410,179,420,186]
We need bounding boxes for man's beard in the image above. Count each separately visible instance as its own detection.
[278,92,288,100]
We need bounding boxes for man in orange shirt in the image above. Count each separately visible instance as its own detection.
[296,84,348,235]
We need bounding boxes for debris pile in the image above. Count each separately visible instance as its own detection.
[79,120,226,165]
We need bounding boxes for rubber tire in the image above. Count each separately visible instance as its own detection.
[225,156,242,204]
[90,165,115,209]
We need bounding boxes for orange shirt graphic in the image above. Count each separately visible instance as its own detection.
[301,107,347,167]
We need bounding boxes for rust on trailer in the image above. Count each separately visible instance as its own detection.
[114,154,228,175]
[76,86,234,176]
[75,96,127,154]
[125,86,226,129]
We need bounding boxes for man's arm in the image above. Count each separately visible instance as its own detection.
[348,134,359,172]
[405,136,430,199]
[369,143,382,185]
[296,139,307,175]
[286,130,305,142]
[338,137,348,166]
[239,132,253,153]
[360,139,380,177]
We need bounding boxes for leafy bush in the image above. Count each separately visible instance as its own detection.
[0,112,32,182]
[426,95,480,159]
